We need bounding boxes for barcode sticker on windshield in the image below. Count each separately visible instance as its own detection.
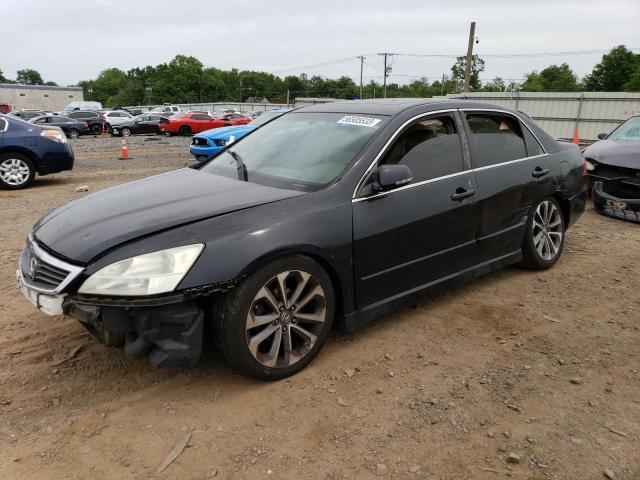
[337,116,381,128]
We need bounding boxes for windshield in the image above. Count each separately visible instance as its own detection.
[201,112,387,191]
[609,116,640,142]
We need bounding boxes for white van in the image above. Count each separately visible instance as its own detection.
[63,101,103,113]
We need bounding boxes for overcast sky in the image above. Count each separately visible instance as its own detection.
[1,0,638,86]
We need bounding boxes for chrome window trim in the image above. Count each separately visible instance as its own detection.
[352,170,472,203]
[461,107,548,155]
[473,153,549,172]
[0,117,8,132]
[352,107,550,203]
[352,108,458,199]
[18,235,84,294]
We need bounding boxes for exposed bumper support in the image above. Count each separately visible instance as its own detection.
[64,299,205,368]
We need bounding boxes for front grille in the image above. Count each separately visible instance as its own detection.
[19,237,84,293]
[192,137,209,147]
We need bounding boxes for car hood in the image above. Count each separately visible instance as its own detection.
[583,139,640,169]
[34,168,304,264]
[197,125,256,139]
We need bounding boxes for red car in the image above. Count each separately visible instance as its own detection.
[220,113,252,126]
[160,113,251,136]
[161,113,225,136]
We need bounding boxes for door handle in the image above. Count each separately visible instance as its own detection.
[532,167,549,178]
[451,187,475,201]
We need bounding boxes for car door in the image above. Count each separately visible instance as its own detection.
[461,109,554,263]
[352,111,479,307]
[135,116,152,134]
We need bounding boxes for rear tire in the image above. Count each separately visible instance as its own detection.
[0,153,36,190]
[68,128,79,139]
[519,196,565,270]
[212,255,335,381]
[91,124,103,135]
[179,126,192,137]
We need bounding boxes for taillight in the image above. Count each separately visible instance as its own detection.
[582,160,588,176]
[83,122,88,128]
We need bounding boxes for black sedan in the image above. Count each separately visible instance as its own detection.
[583,115,640,222]
[30,115,91,139]
[0,114,74,189]
[111,114,170,136]
[17,99,587,379]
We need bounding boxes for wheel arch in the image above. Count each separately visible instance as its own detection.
[0,148,40,172]
[236,246,347,322]
[553,192,571,230]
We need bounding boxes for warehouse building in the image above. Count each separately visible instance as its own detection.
[0,83,84,111]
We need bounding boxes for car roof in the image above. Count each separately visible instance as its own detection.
[297,98,519,116]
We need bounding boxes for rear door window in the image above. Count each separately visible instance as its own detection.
[465,113,528,168]
[380,114,463,183]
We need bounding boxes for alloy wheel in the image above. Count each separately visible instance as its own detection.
[0,158,31,186]
[532,200,563,261]
[245,270,326,368]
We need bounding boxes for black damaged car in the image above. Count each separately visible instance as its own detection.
[17,99,588,380]
[584,115,640,222]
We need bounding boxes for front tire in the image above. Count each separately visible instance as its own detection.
[213,256,335,380]
[121,127,131,137]
[0,153,36,189]
[519,197,565,270]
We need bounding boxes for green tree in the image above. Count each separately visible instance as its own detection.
[583,45,640,91]
[0,69,10,83]
[451,55,485,91]
[482,77,506,92]
[522,63,580,92]
[624,67,640,92]
[16,68,44,85]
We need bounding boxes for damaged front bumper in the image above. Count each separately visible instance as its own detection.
[63,297,205,368]
[591,178,640,223]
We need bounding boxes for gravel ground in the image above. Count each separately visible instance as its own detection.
[0,135,639,480]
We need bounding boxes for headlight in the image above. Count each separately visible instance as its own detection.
[78,244,204,296]
[40,129,67,143]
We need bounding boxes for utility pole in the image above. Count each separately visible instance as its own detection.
[378,53,392,98]
[238,77,243,103]
[286,89,290,107]
[357,56,365,99]
[440,73,445,96]
[463,21,476,92]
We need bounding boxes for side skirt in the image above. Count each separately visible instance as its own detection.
[338,250,522,332]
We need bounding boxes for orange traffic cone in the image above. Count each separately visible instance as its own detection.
[572,127,580,145]
[119,137,129,160]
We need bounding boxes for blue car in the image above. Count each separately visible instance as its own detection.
[190,108,292,162]
[0,114,74,189]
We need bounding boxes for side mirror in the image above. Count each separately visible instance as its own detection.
[377,164,413,191]
[597,133,607,140]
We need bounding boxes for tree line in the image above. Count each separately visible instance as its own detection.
[1,45,638,107]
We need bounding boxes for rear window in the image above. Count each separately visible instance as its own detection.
[466,113,528,168]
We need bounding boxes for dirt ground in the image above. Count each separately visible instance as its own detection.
[1,135,639,480]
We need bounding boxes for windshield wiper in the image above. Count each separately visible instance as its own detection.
[227,149,248,182]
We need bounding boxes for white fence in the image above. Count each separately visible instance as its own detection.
[434,91,640,141]
[127,93,640,141]
[125,102,288,114]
